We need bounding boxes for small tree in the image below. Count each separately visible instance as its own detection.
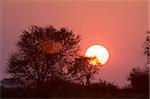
[68,56,101,86]
[127,67,149,93]
[7,25,80,88]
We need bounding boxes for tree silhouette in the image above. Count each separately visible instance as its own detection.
[7,25,80,88]
[68,56,101,86]
[143,31,150,65]
[127,67,149,94]
[126,31,150,95]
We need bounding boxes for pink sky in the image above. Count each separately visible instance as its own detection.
[0,0,148,86]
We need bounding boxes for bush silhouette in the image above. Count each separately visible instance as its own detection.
[128,67,149,95]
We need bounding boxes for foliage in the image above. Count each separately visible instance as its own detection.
[4,26,149,98]
[7,25,80,88]
[1,77,148,98]
[143,31,150,64]
[127,67,149,94]
[68,56,101,86]
[0,78,119,98]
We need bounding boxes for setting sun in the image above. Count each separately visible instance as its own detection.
[85,45,109,65]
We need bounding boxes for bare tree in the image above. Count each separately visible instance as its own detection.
[7,25,80,88]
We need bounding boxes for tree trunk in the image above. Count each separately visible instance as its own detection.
[86,74,90,86]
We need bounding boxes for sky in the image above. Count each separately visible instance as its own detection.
[0,0,149,86]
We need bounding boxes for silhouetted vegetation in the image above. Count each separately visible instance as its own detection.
[1,75,149,98]
[68,56,101,86]
[143,31,150,64]
[7,25,80,88]
[1,78,119,98]
[1,26,149,98]
[127,67,149,96]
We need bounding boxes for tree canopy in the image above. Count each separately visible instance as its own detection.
[7,25,80,87]
[68,56,101,86]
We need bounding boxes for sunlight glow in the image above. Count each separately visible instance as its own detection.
[85,45,109,65]
[40,39,62,54]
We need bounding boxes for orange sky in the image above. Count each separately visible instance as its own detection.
[0,0,149,86]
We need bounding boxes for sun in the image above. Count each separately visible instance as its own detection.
[85,44,109,65]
